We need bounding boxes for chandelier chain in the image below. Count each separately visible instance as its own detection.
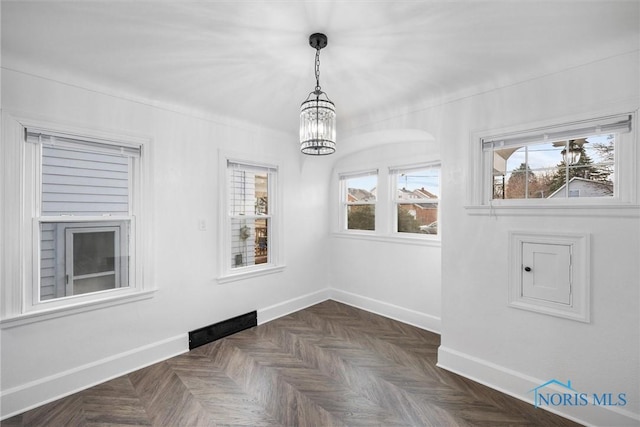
[315,49,321,92]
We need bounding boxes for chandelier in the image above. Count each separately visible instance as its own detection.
[300,33,336,155]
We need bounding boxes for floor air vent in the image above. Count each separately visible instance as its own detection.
[188,311,257,350]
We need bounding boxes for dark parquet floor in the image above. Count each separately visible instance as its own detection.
[2,300,582,426]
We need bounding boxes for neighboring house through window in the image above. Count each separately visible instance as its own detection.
[36,141,134,301]
[337,163,441,240]
[391,165,440,235]
[16,125,148,316]
[340,171,377,231]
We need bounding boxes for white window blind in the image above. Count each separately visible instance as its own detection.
[482,114,632,151]
[26,128,141,157]
[339,169,378,181]
[227,160,276,174]
[26,128,141,217]
[389,163,439,175]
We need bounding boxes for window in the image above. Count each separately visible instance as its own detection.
[23,127,144,311]
[41,221,129,300]
[480,114,633,204]
[335,162,440,243]
[220,158,281,281]
[391,165,440,235]
[340,171,377,231]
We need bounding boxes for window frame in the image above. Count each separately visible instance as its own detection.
[217,151,284,283]
[334,162,441,245]
[468,109,638,215]
[1,114,153,326]
[339,170,378,233]
[390,163,440,237]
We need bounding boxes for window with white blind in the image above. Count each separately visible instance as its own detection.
[219,156,282,282]
[24,127,144,309]
[477,113,636,206]
[340,171,378,231]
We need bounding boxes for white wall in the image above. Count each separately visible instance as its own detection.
[342,51,640,426]
[0,69,334,418]
[1,41,638,427]
[328,139,442,333]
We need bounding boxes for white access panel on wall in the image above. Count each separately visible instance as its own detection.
[509,232,590,322]
[521,243,571,305]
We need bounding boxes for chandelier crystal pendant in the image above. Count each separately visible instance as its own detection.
[300,33,336,155]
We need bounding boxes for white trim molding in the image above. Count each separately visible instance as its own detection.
[330,288,441,334]
[465,204,640,218]
[437,346,640,427]
[0,289,441,420]
[217,149,285,283]
[257,288,331,325]
[468,106,639,212]
[0,334,188,420]
[257,287,441,334]
[1,112,155,322]
[0,290,155,329]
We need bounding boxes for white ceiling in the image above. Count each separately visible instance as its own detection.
[2,1,639,136]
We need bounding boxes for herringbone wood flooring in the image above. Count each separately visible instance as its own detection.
[3,300,581,426]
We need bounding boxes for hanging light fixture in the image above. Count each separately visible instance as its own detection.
[300,33,336,155]
[561,139,585,165]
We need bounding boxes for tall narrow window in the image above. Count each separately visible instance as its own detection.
[391,165,440,235]
[26,128,141,303]
[341,171,377,231]
[227,161,276,270]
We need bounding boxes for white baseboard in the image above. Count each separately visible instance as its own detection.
[329,288,441,334]
[257,288,331,325]
[1,286,332,421]
[0,334,188,420]
[437,346,640,427]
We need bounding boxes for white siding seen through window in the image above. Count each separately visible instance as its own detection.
[26,129,140,305]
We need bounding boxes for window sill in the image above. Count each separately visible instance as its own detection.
[217,265,286,284]
[0,289,156,329]
[331,232,441,247]
[465,204,640,218]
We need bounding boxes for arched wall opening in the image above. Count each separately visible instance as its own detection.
[327,128,442,333]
